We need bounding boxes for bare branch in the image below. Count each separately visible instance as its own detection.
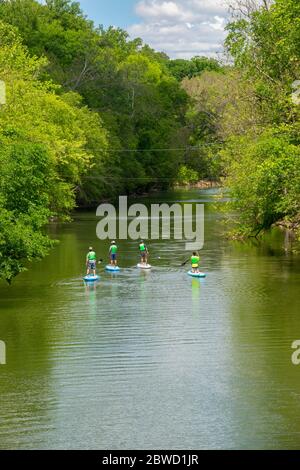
[227,0,273,19]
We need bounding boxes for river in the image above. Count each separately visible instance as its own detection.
[0,188,300,450]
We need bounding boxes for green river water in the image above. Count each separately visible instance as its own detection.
[0,189,300,450]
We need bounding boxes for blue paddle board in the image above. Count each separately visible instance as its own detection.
[137,263,152,269]
[106,265,120,272]
[187,271,206,278]
[84,275,100,282]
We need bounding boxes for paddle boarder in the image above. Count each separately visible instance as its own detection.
[86,247,97,276]
[139,240,149,265]
[191,252,200,273]
[109,241,118,266]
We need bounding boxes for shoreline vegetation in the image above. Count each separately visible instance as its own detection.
[0,0,299,282]
[175,180,220,190]
[274,216,300,238]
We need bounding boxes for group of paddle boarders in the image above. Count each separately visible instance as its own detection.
[86,240,149,276]
[86,243,202,277]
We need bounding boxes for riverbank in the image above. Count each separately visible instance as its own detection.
[273,214,300,239]
[76,182,220,211]
[175,180,220,190]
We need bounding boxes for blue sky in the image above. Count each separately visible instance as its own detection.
[63,1,230,59]
[79,0,138,29]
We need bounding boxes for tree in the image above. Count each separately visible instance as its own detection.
[167,56,222,81]
[221,132,300,236]
[222,0,300,236]
[0,19,108,281]
[0,0,189,198]
[181,69,259,180]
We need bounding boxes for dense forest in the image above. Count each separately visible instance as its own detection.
[0,0,299,282]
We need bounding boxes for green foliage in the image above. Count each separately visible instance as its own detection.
[176,165,199,185]
[221,131,300,236]
[225,0,300,123]
[3,0,298,277]
[167,56,222,81]
[0,143,55,282]
[181,70,250,180]
[3,0,210,196]
[0,0,189,200]
[0,18,109,281]
[181,1,300,237]
[222,0,300,236]
[0,1,191,280]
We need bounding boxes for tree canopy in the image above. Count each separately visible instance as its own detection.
[182,0,300,237]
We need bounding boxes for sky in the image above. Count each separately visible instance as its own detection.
[77,0,229,59]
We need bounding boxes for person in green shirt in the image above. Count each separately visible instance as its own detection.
[139,240,149,265]
[191,252,200,273]
[109,241,118,266]
[86,247,97,276]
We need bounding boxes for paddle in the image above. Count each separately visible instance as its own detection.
[180,258,190,267]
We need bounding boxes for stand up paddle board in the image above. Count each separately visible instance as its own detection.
[137,263,152,269]
[106,265,121,272]
[84,275,100,282]
[187,271,206,278]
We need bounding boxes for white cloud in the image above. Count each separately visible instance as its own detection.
[128,0,229,59]
[136,1,184,20]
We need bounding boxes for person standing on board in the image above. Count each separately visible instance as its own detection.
[109,241,118,266]
[86,247,97,276]
[191,252,200,274]
[139,240,149,265]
